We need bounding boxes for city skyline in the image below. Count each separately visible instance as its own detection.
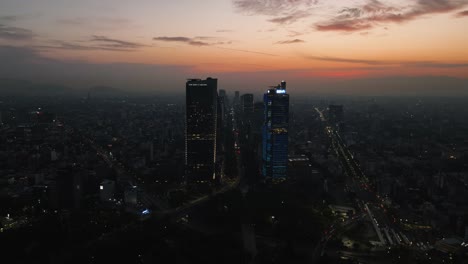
[3,2,468,263]
[1,0,468,94]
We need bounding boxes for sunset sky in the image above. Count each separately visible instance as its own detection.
[1,0,468,94]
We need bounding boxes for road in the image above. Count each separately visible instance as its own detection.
[314,107,419,256]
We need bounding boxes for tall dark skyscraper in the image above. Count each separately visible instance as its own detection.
[185,78,218,183]
[241,94,254,114]
[262,81,289,179]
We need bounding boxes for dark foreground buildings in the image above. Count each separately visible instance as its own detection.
[262,81,289,179]
[185,78,218,183]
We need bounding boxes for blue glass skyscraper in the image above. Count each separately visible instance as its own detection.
[262,81,289,179]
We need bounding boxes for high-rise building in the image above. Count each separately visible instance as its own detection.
[241,94,254,114]
[262,80,289,179]
[219,89,226,98]
[218,89,227,126]
[216,94,225,163]
[185,78,218,183]
[234,91,240,106]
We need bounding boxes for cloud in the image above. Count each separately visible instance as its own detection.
[315,0,468,32]
[275,39,305,44]
[56,17,134,31]
[403,61,468,68]
[194,36,217,40]
[216,29,235,33]
[153,36,222,46]
[233,0,318,15]
[0,24,34,40]
[456,10,468,16]
[307,55,389,65]
[0,15,20,22]
[288,30,305,37]
[36,41,140,52]
[232,0,318,25]
[90,35,146,49]
[268,10,311,24]
[315,22,373,32]
[213,46,277,56]
[34,35,147,52]
[306,55,468,68]
[35,42,96,51]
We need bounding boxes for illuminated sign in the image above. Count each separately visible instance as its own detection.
[276,89,286,94]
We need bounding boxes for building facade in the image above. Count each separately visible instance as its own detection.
[185,78,218,183]
[262,81,289,179]
[241,94,254,114]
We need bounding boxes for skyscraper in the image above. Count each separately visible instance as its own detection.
[185,78,218,183]
[262,81,289,179]
[219,89,226,98]
[234,91,240,106]
[241,94,254,114]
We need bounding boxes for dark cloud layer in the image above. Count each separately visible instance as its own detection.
[307,55,468,68]
[90,35,146,49]
[456,10,468,16]
[233,0,317,15]
[36,41,137,52]
[153,36,233,47]
[315,0,468,32]
[267,10,311,24]
[0,24,34,40]
[275,39,305,44]
[233,0,318,24]
[153,36,211,46]
[35,35,146,52]
[0,15,20,22]
[307,55,388,65]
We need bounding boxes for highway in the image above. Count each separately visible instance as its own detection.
[314,107,418,254]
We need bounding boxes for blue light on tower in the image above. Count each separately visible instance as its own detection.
[141,209,151,215]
